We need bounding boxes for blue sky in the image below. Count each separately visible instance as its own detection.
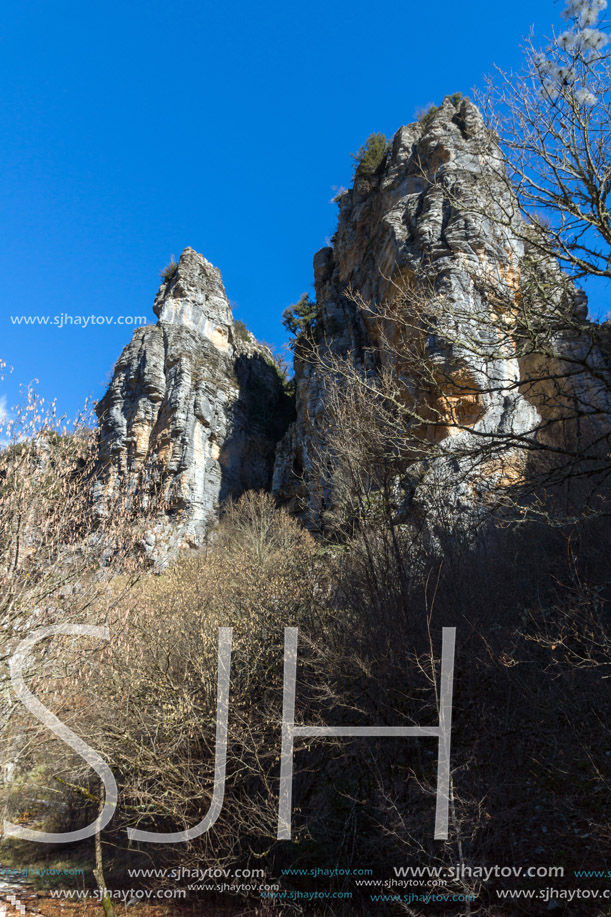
[0,0,601,423]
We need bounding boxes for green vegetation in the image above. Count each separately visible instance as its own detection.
[282,293,318,349]
[159,256,178,282]
[351,132,387,179]
[233,319,251,343]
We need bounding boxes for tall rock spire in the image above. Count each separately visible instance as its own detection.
[153,247,234,350]
[271,96,608,526]
[95,249,292,558]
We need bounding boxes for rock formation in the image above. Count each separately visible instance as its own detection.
[95,247,292,553]
[272,96,611,527]
[96,98,611,548]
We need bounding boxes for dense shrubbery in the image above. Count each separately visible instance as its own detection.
[0,394,157,917]
[4,480,609,913]
[85,493,336,874]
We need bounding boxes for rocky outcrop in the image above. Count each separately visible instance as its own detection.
[96,99,611,548]
[95,248,292,553]
[271,96,611,527]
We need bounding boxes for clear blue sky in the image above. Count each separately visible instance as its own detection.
[0,0,597,423]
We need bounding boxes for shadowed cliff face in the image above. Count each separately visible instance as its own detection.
[95,248,292,555]
[271,96,611,527]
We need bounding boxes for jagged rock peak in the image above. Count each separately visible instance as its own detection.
[271,95,580,524]
[95,248,292,561]
[154,247,234,352]
[329,95,515,307]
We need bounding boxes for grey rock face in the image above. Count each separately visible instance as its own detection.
[271,97,610,525]
[153,247,233,347]
[96,101,611,548]
[96,248,292,551]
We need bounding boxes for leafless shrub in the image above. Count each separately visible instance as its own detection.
[0,387,156,840]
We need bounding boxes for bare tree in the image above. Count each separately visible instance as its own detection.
[481,0,611,281]
[303,251,611,537]
[0,389,154,843]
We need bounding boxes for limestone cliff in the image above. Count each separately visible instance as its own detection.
[96,98,611,547]
[95,247,292,552]
[272,96,611,526]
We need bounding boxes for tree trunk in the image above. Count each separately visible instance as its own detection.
[92,783,115,917]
